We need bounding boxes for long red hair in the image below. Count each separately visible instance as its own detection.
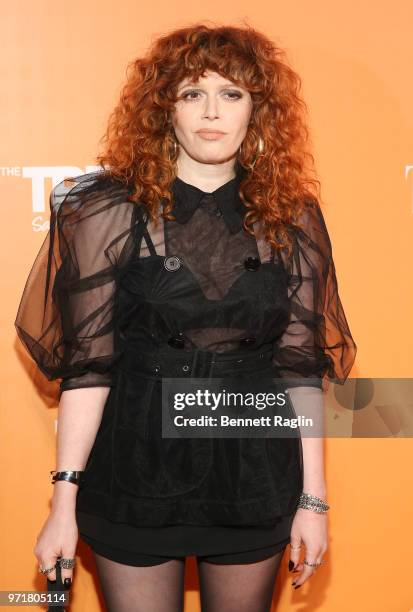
[95,22,322,256]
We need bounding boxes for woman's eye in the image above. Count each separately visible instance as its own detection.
[182,91,201,100]
[225,91,243,100]
[181,90,243,101]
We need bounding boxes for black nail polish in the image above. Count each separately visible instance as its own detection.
[47,578,56,583]
[288,560,294,571]
[294,584,302,589]
[64,578,72,589]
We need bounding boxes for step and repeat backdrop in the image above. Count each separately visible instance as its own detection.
[2,2,412,611]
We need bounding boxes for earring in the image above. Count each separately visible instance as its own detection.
[238,135,265,169]
[167,138,179,162]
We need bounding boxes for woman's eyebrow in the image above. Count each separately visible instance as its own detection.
[178,82,241,90]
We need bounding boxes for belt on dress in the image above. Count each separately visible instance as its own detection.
[119,342,275,379]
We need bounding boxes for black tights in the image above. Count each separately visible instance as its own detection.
[93,548,286,612]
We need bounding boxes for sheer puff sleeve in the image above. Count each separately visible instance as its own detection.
[14,171,134,395]
[272,199,357,391]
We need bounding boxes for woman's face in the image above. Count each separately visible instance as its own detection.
[171,70,253,165]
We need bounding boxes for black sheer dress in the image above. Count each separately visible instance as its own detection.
[14,162,356,565]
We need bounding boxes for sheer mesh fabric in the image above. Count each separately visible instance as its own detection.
[93,554,186,612]
[92,548,285,612]
[273,203,357,389]
[197,549,285,612]
[14,172,135,395]
[14,168,356,395]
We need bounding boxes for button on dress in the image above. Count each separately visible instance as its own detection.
[14,163,357,559]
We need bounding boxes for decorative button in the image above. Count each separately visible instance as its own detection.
[168,332,185,349]
[182,364,190,372]
[215,208,222,217]
[154,365,160,373]
[164,256,182,271]
[244,256,261,271]
[240,336,256,346]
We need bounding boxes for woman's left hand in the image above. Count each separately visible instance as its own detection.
[288,507,328,589]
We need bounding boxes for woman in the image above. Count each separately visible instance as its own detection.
[15,23,357,612]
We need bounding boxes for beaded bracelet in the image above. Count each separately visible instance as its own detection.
[298,492,330,513]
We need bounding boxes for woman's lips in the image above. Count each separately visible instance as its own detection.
[196,131,226,140]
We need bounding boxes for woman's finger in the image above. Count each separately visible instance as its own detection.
[288,539,303,571]
[38,557,57,582]
[291,549,323,589]
[59,553,76,589]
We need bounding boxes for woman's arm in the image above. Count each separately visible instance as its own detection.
[14,175,133,587]
[32,386,111,585]
[287,385,326,499]
[287,385,328,589]
[51,386,111,513]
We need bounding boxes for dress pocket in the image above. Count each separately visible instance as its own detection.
[112,370,213,498]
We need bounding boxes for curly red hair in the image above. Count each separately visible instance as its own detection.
[95,22,322,256]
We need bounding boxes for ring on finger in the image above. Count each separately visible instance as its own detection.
[59,557,76,569]
[38,565,55,575]
[303,559,324,567]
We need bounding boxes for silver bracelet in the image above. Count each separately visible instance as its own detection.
[298,492,330,513]
[50,470,84,486]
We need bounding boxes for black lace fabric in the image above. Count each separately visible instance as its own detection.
[14,168,356,394]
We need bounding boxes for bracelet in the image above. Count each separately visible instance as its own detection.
[50,470,84,486]
[298,492,330,513]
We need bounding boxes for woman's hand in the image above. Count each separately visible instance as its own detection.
[288,507,328,589]
[34,506,78,586]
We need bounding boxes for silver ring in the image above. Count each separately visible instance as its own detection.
[59,557,76,569]
[38,565,55,575]
[303,559,324,567]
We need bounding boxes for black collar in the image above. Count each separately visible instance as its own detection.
[170,162,247,234]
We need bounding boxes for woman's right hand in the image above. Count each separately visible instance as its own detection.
[34,507,78,585]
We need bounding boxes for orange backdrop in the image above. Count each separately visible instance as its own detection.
[2,1,413,611]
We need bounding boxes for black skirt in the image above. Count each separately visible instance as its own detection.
[76,510,294,566]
